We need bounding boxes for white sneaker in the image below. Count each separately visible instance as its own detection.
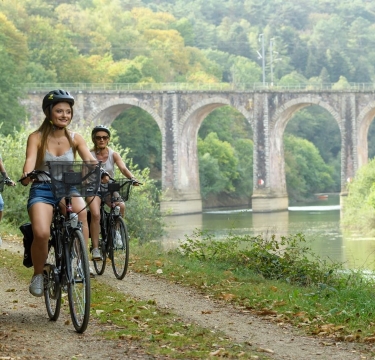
[91,248,102,261]
[29,274,44,297]
[115,230,122,248]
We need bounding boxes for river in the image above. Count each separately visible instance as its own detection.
[162,194,375,271]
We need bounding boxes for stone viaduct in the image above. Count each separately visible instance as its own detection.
[22,89,375,215]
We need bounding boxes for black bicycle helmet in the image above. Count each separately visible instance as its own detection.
[42,89,75,111]
[92,125,111,142]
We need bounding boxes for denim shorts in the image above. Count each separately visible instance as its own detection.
[0,194,4,211]
[27,183,61,210]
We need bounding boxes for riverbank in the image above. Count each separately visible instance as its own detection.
[0,235,371,359]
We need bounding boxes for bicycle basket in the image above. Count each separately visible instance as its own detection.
[102,178,132,202]
[46,160,101,198]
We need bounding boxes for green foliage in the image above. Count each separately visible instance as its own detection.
[285,106,341,195]
[199,106,253,143]
[0,126,31,225]
[284,134,335,201]
[125,168,165,244]
[233,138,253,197]
[112,107,162,181]
[198,152,227,198]
[198,132,238,195]
[342,158,375,234]
[178,230,343,287]
[0,14,27,134]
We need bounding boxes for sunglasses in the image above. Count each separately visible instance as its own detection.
[95,135,109,141]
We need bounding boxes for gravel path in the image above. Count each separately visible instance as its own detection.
[0,239,372,359]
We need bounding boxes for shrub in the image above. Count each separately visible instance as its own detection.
[178,230,343,287]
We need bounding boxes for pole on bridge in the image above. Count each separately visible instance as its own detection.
[258,34,266,87]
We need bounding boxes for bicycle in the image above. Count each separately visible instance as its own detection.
[19,160,101,333]
[91,177,140,280]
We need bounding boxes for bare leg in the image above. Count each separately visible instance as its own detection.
[29,203,54,275]
[87,196,101,249]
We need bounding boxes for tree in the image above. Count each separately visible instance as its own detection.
[284,134,335,202]
[233,138,253,198]
[278,71,308,86]
[230,56,262,84]
[198,132,239,195]
[341,158,375,234]
[0,13,27,134]
[112,107,162,181]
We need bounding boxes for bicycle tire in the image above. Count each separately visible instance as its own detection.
[67,229,91,333]
[44,240,62,321]
[110,217,129,280]
[93,237,107,275]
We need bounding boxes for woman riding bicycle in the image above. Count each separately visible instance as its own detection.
[86,125,138,261]
[20,89,99,297]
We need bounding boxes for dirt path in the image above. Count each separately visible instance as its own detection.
[0,239,372,360]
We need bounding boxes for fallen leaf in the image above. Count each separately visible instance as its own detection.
[112,308,124,313]
[256,347,274,353]
[154,260,163,267]
[96,310,105,315]
[167,332,183,337]
[222,293,235,301]
[256,309,277,316]
[209,348,225,356]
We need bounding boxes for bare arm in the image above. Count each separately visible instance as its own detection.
[21,132,40,185]
[0,158,5,174]
[113,151,135,179]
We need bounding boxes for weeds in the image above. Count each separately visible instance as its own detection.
[131,231,375,343]
[179,230,343,287]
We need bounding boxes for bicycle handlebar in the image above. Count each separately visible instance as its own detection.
[20,169,143,187]
[18,169,50,183]
[101,170,143,186]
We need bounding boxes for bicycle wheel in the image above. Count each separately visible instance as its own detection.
[110,217,129,280]
[67,229,91,333]
[93,237,107,275]
[44,239,61,321]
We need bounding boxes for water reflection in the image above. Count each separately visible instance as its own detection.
[162,194,375,271]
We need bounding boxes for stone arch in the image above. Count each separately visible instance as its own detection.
[272,95,341,133]
[356,100,375,167]
[86,97,162,131]
[176,95,253,195]
[267,95,342,195]
[179,96,253,137]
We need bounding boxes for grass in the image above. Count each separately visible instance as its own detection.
[129,231,375,346]
[0,237,266,360]
[5,224,375,355]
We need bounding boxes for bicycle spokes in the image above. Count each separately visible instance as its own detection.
[111,217,129,280]
[67,230,90,333]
